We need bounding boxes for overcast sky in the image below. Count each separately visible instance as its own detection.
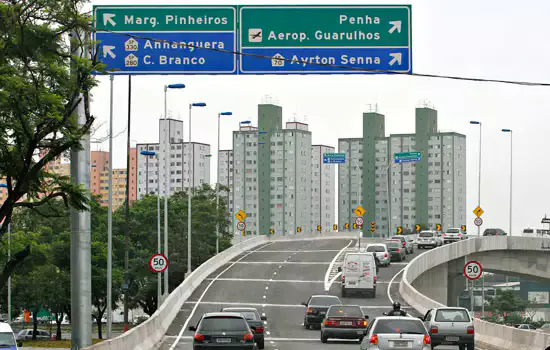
[88,0,550,235]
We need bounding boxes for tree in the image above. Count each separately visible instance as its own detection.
[115,185,232,316]
[487,290,528,317]
[0,0,104,288]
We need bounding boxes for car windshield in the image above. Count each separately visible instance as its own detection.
[541,324,550,328]
[435,309,470,322]
[446,229,460,234]
[419,232,434,237]
[199,316,249,331]
[223,309,258,320]
[327,306,363,317]
[310,296,340,306]
[0,332,15,346]
[373,319,427,334]
[366,245,385,252]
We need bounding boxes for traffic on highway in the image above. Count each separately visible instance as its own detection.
[159,238,474,350]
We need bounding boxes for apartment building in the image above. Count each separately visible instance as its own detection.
[218,150,234,224]
[136,119,210,199]
[311,145,336,232]
[338,107,466,235]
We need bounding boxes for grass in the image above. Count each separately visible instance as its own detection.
[18,339,104,348]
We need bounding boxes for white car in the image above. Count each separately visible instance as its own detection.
[365,243,390,266]
[417,231,440,249]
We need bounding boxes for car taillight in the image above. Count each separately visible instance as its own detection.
[373,276,377,281]
[341,275,345,283]
[384,252,388,258]
[361,320,368,326]
[467,326,474,334]
[458,233,462,236]
[255,326,264,333]
[307,307,313,314]
[403,241,407,245]
[324,320,337,326]
[396,249,401,253]
[244,333,254,341]
[423,335,431,344]
[193,333,204,342]
[430,326,438,334]
[441,234,446,237]
[370,334,378,344]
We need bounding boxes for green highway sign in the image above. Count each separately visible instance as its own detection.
[239,5,411,74]
[394,151,421,164]
[240,6,410,47]
[95,6,236,32]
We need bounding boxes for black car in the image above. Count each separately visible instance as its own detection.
[302,295,342,329]
[189,312,256,349]
[483,228,507,236]
[320,305,369,343]
[221,308,267,349]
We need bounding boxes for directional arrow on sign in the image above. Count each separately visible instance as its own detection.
[103,13,117,27]
[103,45,116,58]
[389,53,402,66]
[388,20,402,34]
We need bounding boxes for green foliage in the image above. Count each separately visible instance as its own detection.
[487,289,528,315]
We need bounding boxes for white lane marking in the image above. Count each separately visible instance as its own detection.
[204,277,324,283]
[168,242,273,350]
[164,335,359,341]
[228,261,330,264]
[246,249,343,253]
[328,271,342,290]
[387,267,406,304]
[324,239,353,291]
[183,301,410,309]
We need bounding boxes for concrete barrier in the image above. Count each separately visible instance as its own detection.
[84,236,268,350]
[85,232,359,350]
[399,236,550,350]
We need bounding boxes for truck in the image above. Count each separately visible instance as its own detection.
[338,252,377,298]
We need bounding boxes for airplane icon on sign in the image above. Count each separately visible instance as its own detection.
[249,28,262,42]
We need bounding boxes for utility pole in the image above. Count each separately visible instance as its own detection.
[69,30,92,349]
[123,75,132,332]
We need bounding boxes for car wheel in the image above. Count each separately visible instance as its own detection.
[321,332,328,343]
[257,339,265,349]
[358,336,364,343]
[431,344,437,350]
[466,343,475,350]
[303,319,309,329]
[418,245,423,249]
[341,287,347,297]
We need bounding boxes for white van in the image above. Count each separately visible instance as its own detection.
[0,322,20,349]
[338,252,377,298]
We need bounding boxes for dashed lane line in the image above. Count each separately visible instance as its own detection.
[168,242,274,350]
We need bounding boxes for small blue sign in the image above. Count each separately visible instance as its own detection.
[394,151,422,164]
[324,152,346,164]
[240,47,410,74]
[94,32,237,74]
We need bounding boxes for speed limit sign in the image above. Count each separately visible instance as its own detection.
[237,221,246,231]
[463,260,482,280]
[149,253,168,273]
[355,217,364,226]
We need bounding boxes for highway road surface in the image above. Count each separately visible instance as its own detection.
[158,238,484,350]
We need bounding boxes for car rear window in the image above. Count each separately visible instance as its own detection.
[222,309,259,321]
[419,232,434,237]
[446,229,460,234]
[327,306,363,317]
[391,236,405,241]
[385,241,400,248]
[199,316,249,331]
[373,319,427,334]
[310,296,340,306]
[435,309,470,322]
[366,245,385,252]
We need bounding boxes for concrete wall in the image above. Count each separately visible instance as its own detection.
[400,236,550,350]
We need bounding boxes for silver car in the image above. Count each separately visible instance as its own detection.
[421,307,475,350]
[365,244,390,266]
[417,231,439,249]
[360,316,431,350]
[443,228,464,244]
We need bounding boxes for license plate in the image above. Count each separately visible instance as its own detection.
[216,338,231,343]
[347,281,356,285]
[392,340,408,348]
[357,330,364,334]
[320,311,326,315]
[340,321,352,326]
[446,336,459,341]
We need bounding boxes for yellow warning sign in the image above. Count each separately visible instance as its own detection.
[235,209,247,222]
[473,206,484,218]
[353,205,366,217]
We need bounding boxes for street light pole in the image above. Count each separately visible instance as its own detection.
[187,102,207,277]
[216,112,232,254]
[163,83,185,295]
[470,121,482,236]
[502,129,513,235]
[106,74,114,339]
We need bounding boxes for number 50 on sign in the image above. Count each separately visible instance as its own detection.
[463,260,482,280]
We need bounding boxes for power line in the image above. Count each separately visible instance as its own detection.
[97,30,550,87]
